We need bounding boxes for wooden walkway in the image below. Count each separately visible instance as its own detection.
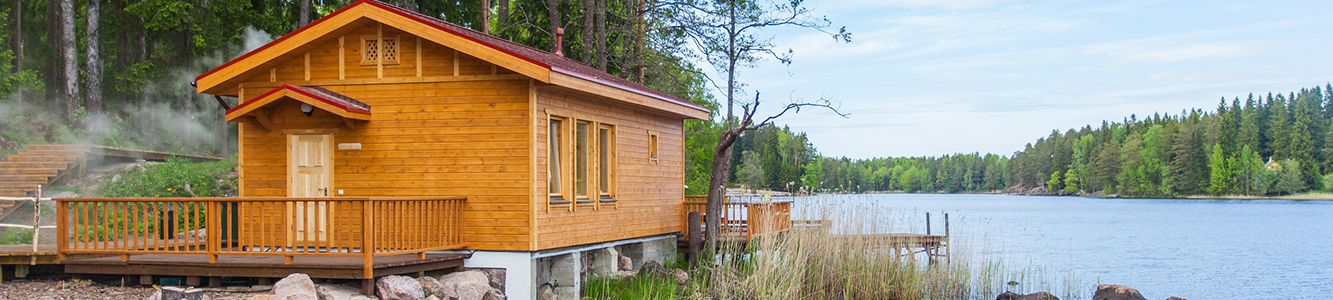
[0,144,222,198]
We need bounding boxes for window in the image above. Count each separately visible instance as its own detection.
[361,35,400,65]
[548,119,564,199]
[574,121,591,200]
[597,124,617,206]
[545,110,618,211]
[648,131,660,164]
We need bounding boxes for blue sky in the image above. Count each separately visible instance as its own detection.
[721,0,1333,159]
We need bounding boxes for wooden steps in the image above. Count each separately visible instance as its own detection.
[0,145,93,199]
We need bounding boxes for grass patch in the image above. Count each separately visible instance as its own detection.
[584,274,681,300]
[100,156,238,198]
[666,194,1083,300]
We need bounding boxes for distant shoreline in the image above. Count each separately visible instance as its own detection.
[764,190,1333,200]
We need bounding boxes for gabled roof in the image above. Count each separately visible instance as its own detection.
[196,0,708,119]
[225,85,371,124]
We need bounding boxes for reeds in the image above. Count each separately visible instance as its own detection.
[682,194,1085,300]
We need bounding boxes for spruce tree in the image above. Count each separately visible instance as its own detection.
[1208,143,1233,195]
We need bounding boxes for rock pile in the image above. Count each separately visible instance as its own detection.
[994,284,1187,300]
[146,269,507,300]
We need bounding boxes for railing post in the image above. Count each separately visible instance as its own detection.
[362,199,374,279]
[207,200,218,263]
[56,199,67,262]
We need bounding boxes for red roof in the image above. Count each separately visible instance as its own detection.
[198,0,708,114]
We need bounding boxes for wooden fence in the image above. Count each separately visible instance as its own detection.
[56,196,465,278]
[683,195,792,240]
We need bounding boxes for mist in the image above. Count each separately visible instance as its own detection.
[0,27,275,157]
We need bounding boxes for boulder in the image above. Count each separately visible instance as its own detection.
[670,269,689,285]
[1093,284,1146,300]
[618,255,632,271]
[481,289,506,300]
[1165,297,1187,300]
[273,274,318,300]
[377,275,425,300]
[242,295,285,300]
[426,296,440,300]
[996,291,1059,300]
[440,271,489,300]
[480,268,506,291]
[637,260,668,279]
[317,284,377,300]
[418,276,449,299]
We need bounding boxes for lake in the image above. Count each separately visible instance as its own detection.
[754,193,1333,299]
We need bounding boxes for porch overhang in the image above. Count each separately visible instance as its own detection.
[225,85,371,131]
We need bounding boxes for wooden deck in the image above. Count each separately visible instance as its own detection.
[62,252,469,279]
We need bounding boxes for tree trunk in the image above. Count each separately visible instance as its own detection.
[632,0,645,83]
[547,0,560,53]
[480,0,491,34]
[299,0,310,27]
[704,134,734,252]
[85,0,102,115]
[12,0,20,103]
[594,0,606,71]
[44,0,60,106]
[60,0,79,119]
[498,0,509,22]
[581,0,593,63]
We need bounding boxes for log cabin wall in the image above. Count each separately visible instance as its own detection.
[533,87,686,250]
[234,22,535,251]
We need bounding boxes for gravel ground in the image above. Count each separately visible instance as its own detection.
[0,279,271,300]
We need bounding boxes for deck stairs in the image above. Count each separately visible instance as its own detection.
[0,144,223,220]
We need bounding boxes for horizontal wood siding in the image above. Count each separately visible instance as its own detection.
[236,22,533,251]
[534,87,685,250]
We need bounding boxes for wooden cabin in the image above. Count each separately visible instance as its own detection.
[55,0,709,298]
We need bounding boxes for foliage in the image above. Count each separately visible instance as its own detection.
[101,156,238,198]
[583,274,680,300]
[0,229,35,245]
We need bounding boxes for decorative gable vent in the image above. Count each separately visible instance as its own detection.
[361,35,400,65]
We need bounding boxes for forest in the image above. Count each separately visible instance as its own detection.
[0,0,1327,198]
[723,86,1333,197]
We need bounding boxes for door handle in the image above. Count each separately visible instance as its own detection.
[319,187,328,197]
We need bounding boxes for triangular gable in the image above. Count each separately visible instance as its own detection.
[197,0,709,119]
[226,85,371,131]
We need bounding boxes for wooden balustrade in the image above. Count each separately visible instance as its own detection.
[56,196,465,277]
[682,195,791,239]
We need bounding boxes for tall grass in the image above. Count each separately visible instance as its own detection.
[683,194,1084,300]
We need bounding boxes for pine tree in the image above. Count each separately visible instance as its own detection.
[1239,94,1262,151]
[1208,143,1233,195]
[1266,95,1290,159]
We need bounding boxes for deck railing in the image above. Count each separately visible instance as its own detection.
[56,196,465,278]
[683,195,792,239]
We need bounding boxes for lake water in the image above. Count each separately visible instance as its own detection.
[756,193,1333,299]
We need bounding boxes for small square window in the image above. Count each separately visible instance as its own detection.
[361,35,400,65]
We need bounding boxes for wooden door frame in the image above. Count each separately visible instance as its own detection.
[284,129,338,247]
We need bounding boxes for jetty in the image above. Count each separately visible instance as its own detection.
[679,195,950,264]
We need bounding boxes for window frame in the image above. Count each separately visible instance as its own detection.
[360,35,400,65]
[647,130,660,164]
[547,116,567,204]
[544,109,619,212]
[597,124,617,201]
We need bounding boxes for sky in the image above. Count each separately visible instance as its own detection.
[717,0,1333,159]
